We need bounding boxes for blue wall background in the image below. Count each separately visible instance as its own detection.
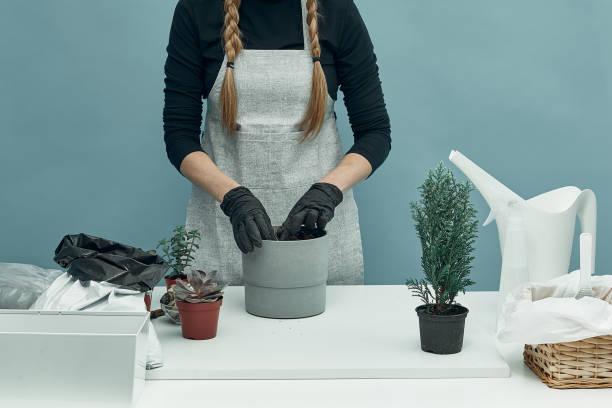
[1,0,610,289]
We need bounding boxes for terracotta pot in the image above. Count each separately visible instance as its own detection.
[416,304,469,354]
[176,298,223,340]
[143,292,151,311]
[165,277,188,290]
[165,278,177,290]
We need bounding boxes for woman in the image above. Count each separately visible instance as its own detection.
[163,0,391,285]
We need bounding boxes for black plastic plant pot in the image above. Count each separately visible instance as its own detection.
[415,304,469,354]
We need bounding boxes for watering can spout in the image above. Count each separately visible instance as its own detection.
[449,150,523,225]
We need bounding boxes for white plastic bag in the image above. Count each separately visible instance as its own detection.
[0,263,63,309]
[497,270,612,344]
[31,273,164,369]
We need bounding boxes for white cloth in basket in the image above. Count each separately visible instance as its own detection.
[497,270,612,344]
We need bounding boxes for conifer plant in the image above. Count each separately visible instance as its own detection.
[407,162,478,354]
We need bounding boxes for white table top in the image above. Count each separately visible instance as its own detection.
[137,286,612,408]
[148,285,508,380]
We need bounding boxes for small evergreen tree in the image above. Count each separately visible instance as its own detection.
[407,162,478,314]
[157,226,201,279]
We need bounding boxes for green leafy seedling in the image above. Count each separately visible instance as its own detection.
[157,225,201,280]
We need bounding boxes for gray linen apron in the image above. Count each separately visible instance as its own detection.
[185,0,364,285]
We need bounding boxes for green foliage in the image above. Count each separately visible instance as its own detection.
[406,162,478,314]
[157,225,201,279]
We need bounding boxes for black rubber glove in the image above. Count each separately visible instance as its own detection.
[220,186,276,253]
[279,182,343,240]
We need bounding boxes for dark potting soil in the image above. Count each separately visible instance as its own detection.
[275,226,326,241]
[150,309,165,319]
[419,304,467,316]
[166,273,187,280]
[285,232,316,241]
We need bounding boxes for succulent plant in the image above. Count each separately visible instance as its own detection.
[174,269,226,303]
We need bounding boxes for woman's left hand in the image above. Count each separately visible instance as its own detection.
[278,182,343,240]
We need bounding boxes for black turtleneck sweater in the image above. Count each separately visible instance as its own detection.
[163,0,391,174]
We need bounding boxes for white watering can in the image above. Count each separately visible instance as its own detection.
[449,150,597,299]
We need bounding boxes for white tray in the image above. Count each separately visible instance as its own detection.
[0,310,149,407]
[148,286,509,379]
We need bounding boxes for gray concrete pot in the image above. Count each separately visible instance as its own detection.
[242,228,328,319]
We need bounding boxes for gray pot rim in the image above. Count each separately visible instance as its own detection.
[415,304,469,321]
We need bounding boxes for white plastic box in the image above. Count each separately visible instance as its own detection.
[0,310,149,407]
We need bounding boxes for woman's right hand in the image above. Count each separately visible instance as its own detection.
[220,186,276,253]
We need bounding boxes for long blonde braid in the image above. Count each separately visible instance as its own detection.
[220,0,243,132]
[299,0,327,140]
[220,0,327,139]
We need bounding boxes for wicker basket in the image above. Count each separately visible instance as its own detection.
[524,335,612,389]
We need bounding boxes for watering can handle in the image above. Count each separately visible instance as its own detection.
[576,189,597,274]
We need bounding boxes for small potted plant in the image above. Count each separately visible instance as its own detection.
[407,162,478,354]
[157,226,201,289]
[174,269,226,340]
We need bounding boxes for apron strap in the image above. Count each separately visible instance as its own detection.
[301,0,311,54]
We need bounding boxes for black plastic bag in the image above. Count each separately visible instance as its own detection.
[53,233,168,292]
